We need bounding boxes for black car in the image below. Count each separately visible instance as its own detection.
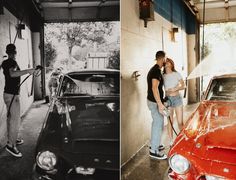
[32,69,120,180]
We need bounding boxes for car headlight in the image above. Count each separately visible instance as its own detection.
[36,151,57,171]
[169,154,190,174]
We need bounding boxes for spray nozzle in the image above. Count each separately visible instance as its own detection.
[35,65,43,70]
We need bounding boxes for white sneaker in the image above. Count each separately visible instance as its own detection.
[5,145,22,158]
[149,152,167,160]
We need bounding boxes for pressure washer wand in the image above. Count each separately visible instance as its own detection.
[7,65,43,117]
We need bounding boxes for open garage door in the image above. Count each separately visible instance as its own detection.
[34,0,120,98]
[185,0,236,23]
[36,0,120,22]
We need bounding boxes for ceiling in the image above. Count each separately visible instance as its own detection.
[186,0,236,23]
[35,0,120,22]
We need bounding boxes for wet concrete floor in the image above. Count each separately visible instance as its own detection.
[0,100,119,180]
[0,99,198,180]
[0,101,48,180]
[121,103,199,180]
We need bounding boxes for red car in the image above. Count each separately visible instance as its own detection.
[167,74,236,180]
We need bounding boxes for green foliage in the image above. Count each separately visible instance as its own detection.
[201,42,211,59]
[201,22,236,59]
[108,50,120,69]
[44,22,119,70]
[45,22,114,55]
[44,42,57,73]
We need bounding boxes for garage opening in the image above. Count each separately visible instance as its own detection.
[44,22,120,99]
[199,22,236,92]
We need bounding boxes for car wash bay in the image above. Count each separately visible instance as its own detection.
[0,0,119,179]
[0,0,236,179]
[121,0,236,180]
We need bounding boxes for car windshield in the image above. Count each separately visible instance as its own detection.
[59,72,119,97]
[206,77,236,101]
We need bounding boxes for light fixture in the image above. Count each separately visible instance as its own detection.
[17,23,25,39]
[18,24,25,30]
[170,27,179,42]
[139,0,154,28]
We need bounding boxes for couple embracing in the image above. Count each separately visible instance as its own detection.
[147,51,185,160]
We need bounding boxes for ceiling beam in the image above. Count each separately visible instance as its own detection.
[42,6,119,22]
[195,0,236,9]
[40,1,119,8]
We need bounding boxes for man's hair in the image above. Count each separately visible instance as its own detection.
[155,51,165,60]
[6,44,16,55]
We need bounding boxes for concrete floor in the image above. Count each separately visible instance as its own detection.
[0,100,48,180]
[121,103,199,180]
[0,99,199,180]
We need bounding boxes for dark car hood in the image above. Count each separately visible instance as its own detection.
[55,97,120,170]
[184,101,236,164]
[63,97,119,141]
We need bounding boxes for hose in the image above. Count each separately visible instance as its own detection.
[7,66,43,117]
[167,115,178,136]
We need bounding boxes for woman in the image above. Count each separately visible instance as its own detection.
[163,58,185,146]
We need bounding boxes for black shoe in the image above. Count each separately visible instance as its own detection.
[5,145,22,158]
[149,152,167,160]
[149,144,165,151]
[16,139,24,145]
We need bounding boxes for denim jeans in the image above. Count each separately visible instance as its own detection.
[3,93,21,146]
[147,99,164,153]
[166,95,183,107]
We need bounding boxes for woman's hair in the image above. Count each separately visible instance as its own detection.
[164,58,177,73]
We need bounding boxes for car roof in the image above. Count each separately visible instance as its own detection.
[212,73,236,80]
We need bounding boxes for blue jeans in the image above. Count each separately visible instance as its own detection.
[147,100,164,153]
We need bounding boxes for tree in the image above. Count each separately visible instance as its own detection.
[45,22,115,68]
[44,41,57,73]
[200,22,236,59]
[201,42,211,59]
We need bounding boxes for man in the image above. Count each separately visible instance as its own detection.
[2,44,37,157]
[147,50,167,160]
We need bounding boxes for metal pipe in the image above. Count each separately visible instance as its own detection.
[200,0,206,93]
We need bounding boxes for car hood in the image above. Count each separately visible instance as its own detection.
[58,97,119,141]
[184,101,236,164]
[54,97,120,170]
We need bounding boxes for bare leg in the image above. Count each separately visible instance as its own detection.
[167,108,174,143]
[175,105,184,132]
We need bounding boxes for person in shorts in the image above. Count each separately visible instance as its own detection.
[163,58,185,146]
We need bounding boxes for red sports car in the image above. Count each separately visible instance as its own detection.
[167,74,236,180]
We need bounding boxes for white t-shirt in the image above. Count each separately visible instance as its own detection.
[163,72,182,90]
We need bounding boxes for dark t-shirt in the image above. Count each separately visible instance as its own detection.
[147,64,164,103]
[2,58,21,95]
